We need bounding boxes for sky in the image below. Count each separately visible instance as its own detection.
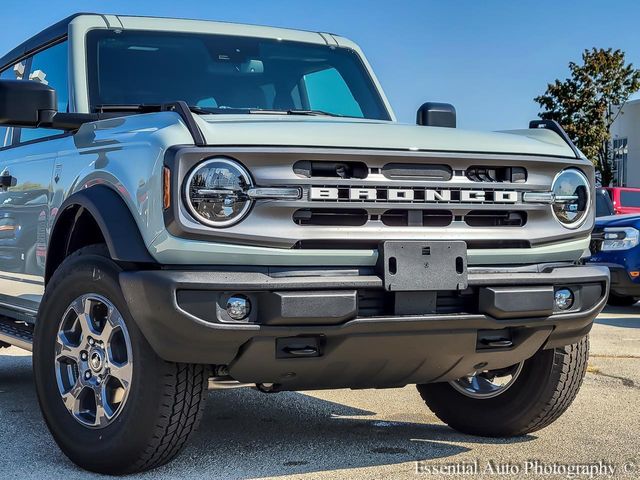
[2,0,640,131]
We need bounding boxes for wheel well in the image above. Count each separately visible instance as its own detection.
[45,186,157,285]
[45,206,107,284]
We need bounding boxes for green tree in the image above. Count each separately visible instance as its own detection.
[535,48,640,186]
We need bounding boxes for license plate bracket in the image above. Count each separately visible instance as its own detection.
[378,241,468,291]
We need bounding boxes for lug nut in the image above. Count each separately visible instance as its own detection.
[88,338,95,346]
[80,351,88,360]
[84,371,92,380]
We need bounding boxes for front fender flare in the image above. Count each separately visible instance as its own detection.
[46,185,156,282]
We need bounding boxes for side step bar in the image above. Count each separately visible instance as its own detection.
[0,316,34,351]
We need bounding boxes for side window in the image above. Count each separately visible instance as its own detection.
[620,190,640,208]
[19,41,68,143]
[302,67,363,118]
[0,62,26,147]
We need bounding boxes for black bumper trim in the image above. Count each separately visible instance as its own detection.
[119,264,608,390]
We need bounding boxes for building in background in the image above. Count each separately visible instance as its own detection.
[610,99,639,186]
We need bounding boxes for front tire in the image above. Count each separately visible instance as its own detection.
[417,336,589,437]
[33,245,208,474]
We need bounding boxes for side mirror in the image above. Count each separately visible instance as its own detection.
[416,102,456,128]
[0,79,57,128]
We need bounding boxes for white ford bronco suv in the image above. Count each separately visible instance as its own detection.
[0,13,608,474]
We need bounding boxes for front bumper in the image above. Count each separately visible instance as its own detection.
[119,264,609,391]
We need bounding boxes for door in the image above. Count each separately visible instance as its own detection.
[0,41,68,316]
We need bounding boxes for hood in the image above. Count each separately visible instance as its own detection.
[192,115,578,158]
[595,213,640,229]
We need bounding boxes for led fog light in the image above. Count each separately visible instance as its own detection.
[226,294,251,321]
[554,288,574,310]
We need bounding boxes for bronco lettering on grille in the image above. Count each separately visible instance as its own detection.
[310,187,519,203]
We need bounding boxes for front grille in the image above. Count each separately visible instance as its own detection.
[173,147,591,250]
[382,163,452,181]
[293,208,368,226]
[381,209,453,227]
[357,289,393,316]
[464,210,527,227]
[293,208,526,228]
[466,166,527,183]
[294,160,368,179]
[356,289,478,316]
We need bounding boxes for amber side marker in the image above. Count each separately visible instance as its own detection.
[630,271,640,278]
[163,167,171,209]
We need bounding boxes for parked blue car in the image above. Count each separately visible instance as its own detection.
[588,209,640,306]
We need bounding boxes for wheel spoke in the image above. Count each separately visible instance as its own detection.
[93,386,112,428]
[470,375,482,392]
[55,332,82,362]
[98,316,116,344]
[61,382,84,416]
[76,296,103,339]
[109,360,133,388]
[89,298,120,344]
[77,311,98,339]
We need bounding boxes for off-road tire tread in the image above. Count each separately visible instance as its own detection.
[134,363,208,472]
[519,337,588,433]
[418,336,589,437]
[36,244,208,474]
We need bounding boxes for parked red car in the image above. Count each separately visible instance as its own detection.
[603,187,640,214]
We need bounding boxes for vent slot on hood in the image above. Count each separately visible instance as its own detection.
[466,166,527,183]
[382,163,452,181]
[294,160,368,179]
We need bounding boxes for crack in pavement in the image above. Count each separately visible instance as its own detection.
[588,369,638,389]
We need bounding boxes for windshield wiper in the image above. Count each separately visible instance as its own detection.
[186,107,344,117]
[94,104,220,115]
[187,105,221,114]
[283,109,343,117]
[94,104,343,118]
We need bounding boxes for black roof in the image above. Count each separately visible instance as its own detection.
[0,13,93,71]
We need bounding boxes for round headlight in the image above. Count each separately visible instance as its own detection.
[184,158,253,227]
[551,169,590,228]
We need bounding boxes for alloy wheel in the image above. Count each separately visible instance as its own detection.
[54,294,133,428]
[449,362,524,399]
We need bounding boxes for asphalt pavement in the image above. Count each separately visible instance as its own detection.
[0,306,638,479]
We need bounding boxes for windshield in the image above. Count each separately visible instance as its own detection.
[86,30,391,120]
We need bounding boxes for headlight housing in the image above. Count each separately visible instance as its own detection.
[601,227,640,251]
[184,158,253,227]
[551,169,590,228]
